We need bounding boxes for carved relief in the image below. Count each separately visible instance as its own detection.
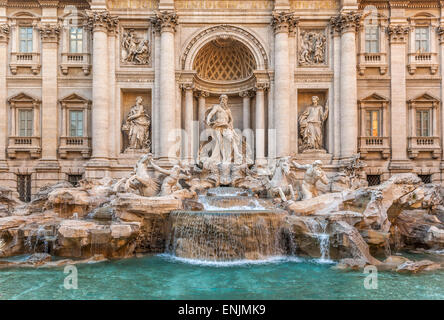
[121,29,151,65]
[299,30,326,66]
[0,23,10,42]
[122,96,151,152]
[386,24,410,43]
[38,23,61,42]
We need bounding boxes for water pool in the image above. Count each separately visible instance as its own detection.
[0,254,443,300]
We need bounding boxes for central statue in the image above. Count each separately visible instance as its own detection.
[199,94,243,165]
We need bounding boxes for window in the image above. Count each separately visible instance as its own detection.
[365,26,379,53]
[17,174,31,202]
[367,175,381,186]
[19,27,33,53]
[18,109,33,137]
[69,27,83,53]
[69,110,83,137]
[68,174,83,187]
[416,110,431,137]
[418,174,431,184]
[365,110,381,137]
[415,27,429,52]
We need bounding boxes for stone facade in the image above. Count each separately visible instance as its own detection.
[1,0,444,199]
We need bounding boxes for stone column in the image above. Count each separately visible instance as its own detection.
[154,11,178,161]
[152,28,161,157]
[196,91,208,134]
[437,27,444,164]
[331,25,341,159]
[387,25,410,165]
[182,83,194,162]
[38,23,61,163]
[0,24,9,169]
[88,11,117,161]
[108,26,117,160]
[271,11,298,158]
[331,11,361,159]
[240,90,252,131]
[255,83,268,163]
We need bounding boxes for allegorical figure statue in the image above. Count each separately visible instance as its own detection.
[298,96,328,152]
[292,160,329,200]
[199,94,243,165]
[122,96,151,151]
[149,159,191,196]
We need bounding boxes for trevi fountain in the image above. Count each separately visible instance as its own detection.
[0,94,443,300]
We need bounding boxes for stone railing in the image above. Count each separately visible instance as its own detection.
[357,52,387,75]
[60,53,91,75]
[407,52,438,75]
[358,136,390,159]
[7,136,41,158]
[9,52,41,75]
[408,136,441,159]
[59,136,91,158]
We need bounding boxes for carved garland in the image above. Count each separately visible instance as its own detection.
[181,25,269,70]
[0,23,10,42]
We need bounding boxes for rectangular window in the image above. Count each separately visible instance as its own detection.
[365,110,381,137]
[68,174,83,187]
[18,109,33,137]
[365,26,379,53]
[69,110,83,137]
[19,27,33,53]
[418,174,432,184]
[367,175,381,186]
[17,174,31,202]
[69,27,83,53]
[416,110,431,137]
[415,27,429,52]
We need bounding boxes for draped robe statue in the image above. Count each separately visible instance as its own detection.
[122,96,151,151]
[298,96,328,152]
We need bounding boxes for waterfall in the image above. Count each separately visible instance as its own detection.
[304,218,331,262]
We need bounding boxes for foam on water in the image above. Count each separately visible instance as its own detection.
[158,253,302,267]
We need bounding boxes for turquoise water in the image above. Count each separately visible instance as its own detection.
[0,254,443,300]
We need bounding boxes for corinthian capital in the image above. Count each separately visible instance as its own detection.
[0,23,10,42]
[86,10,119,33]
[152,11,178,33]
[330,11,362,34]
[437,26,444,43]
[38,23,61,42]
[271,11,299,34]
[387,24,410,43]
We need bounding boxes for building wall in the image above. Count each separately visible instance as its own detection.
[0,0,443,200]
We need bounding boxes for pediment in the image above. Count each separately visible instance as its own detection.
[59,93,91,104]
[8,92,40,104]
[359,93,389,103]
[408,93,440,104]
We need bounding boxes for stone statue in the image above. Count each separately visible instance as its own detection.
[199,94,243,165]
[113,153,159,196]
[292,160,329,200]
[149,159,191,196]
[122,96,151,151]
[298,96,328,152]
[264,156,296,200]
[299,31,326,66]
[121,29,151,65]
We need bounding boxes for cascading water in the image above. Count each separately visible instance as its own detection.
[166,187,289,261]
[304,218,331,262]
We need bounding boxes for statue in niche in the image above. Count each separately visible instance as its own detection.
[121,29,151,65]
[299,31,326,66]
[122,96,151,151]
[292,160,329,200]
[199,94,244,165]
[298,96,328,152]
